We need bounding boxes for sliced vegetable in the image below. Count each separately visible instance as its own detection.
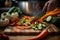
[42,24,46,27]
[51,17,60,27]
[38,8,60,23]
[32,26,36,29]
[31,22,46,30]
[38,24,42,30]
[45,16,52,22]
[38,26,42,30]
[34,28,38,30]
[23,16,28,19]
[51,17,57,23]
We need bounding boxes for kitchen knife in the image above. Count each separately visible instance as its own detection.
[31,10,46,22]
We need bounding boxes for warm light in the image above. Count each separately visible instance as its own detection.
[25,2,30,13]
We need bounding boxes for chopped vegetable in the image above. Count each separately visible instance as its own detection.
[45,16,52,22]
[32,26,35,29]
[31,22,46,30]
[38,8,60,23]
[38,26,42,30]
[51,17,57,23]
[34,28,38,30]
[23,16,28,19]
[51,17,60,27]
[42,24,46,27]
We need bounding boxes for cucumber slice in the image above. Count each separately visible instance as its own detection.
[38,23,42,27]
[35,22,37,24]
[32,26,36,29]
[42,24,46,27]
[38,24,42,30]
[51,17,60,27]
[51,17,57,23]
[34,28,38,30]
[38,26,42,30]
[46,16,52,22]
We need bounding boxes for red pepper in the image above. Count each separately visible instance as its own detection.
[27,28,49,40]
[10,18,20,25]
[11,18,20,23]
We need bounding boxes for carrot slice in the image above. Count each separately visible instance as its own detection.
[13,27,18,32]
[23,16,29,19]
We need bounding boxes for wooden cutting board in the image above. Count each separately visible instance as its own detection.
[4,24,60,36]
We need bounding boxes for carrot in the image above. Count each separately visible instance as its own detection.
[27,8,60,40]
[16,26,26,30]
[27,28,49,40]
[23,16,28,19]
[13,27,18,33]
[10,22,15,26]
[16,26,21,29]
[24,24,28,27]
[38,8,60,23]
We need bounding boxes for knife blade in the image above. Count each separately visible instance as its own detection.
[31,10,46,23]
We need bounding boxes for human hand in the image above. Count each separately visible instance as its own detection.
[43,0,58,12]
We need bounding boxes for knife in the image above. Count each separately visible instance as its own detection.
[31,10,46,23]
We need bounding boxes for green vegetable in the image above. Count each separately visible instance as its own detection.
[51,17,60,27]
[8,6,23,18]
[15,7,23,18]
[32,26,36,29]
[42,24,46,27]
[8,6,16,14]
[51,17,57,23]
[34,28,38,30]
[38,26,42,30]
[38,24,42,30]
[44,15,60,28]
[31,22,46,30]
[45,16,52,22]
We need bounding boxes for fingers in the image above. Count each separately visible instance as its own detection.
[42,1,49,11]
[47,1,57,12]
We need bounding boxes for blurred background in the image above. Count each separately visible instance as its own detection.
[0,0,49,8]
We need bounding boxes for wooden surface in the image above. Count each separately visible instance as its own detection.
[9,32,60,40]
[9,35,60,40]
[4,24,60,40]
[0,8,60,40]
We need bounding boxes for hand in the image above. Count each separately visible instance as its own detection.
[43,0,58,12]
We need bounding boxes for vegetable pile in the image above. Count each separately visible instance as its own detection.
[27,8,60,40]
[0,6,46,30]
[0,7,60,32]
[31,22,46,30]
[0,6,23,27]
[13,16,46,30]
